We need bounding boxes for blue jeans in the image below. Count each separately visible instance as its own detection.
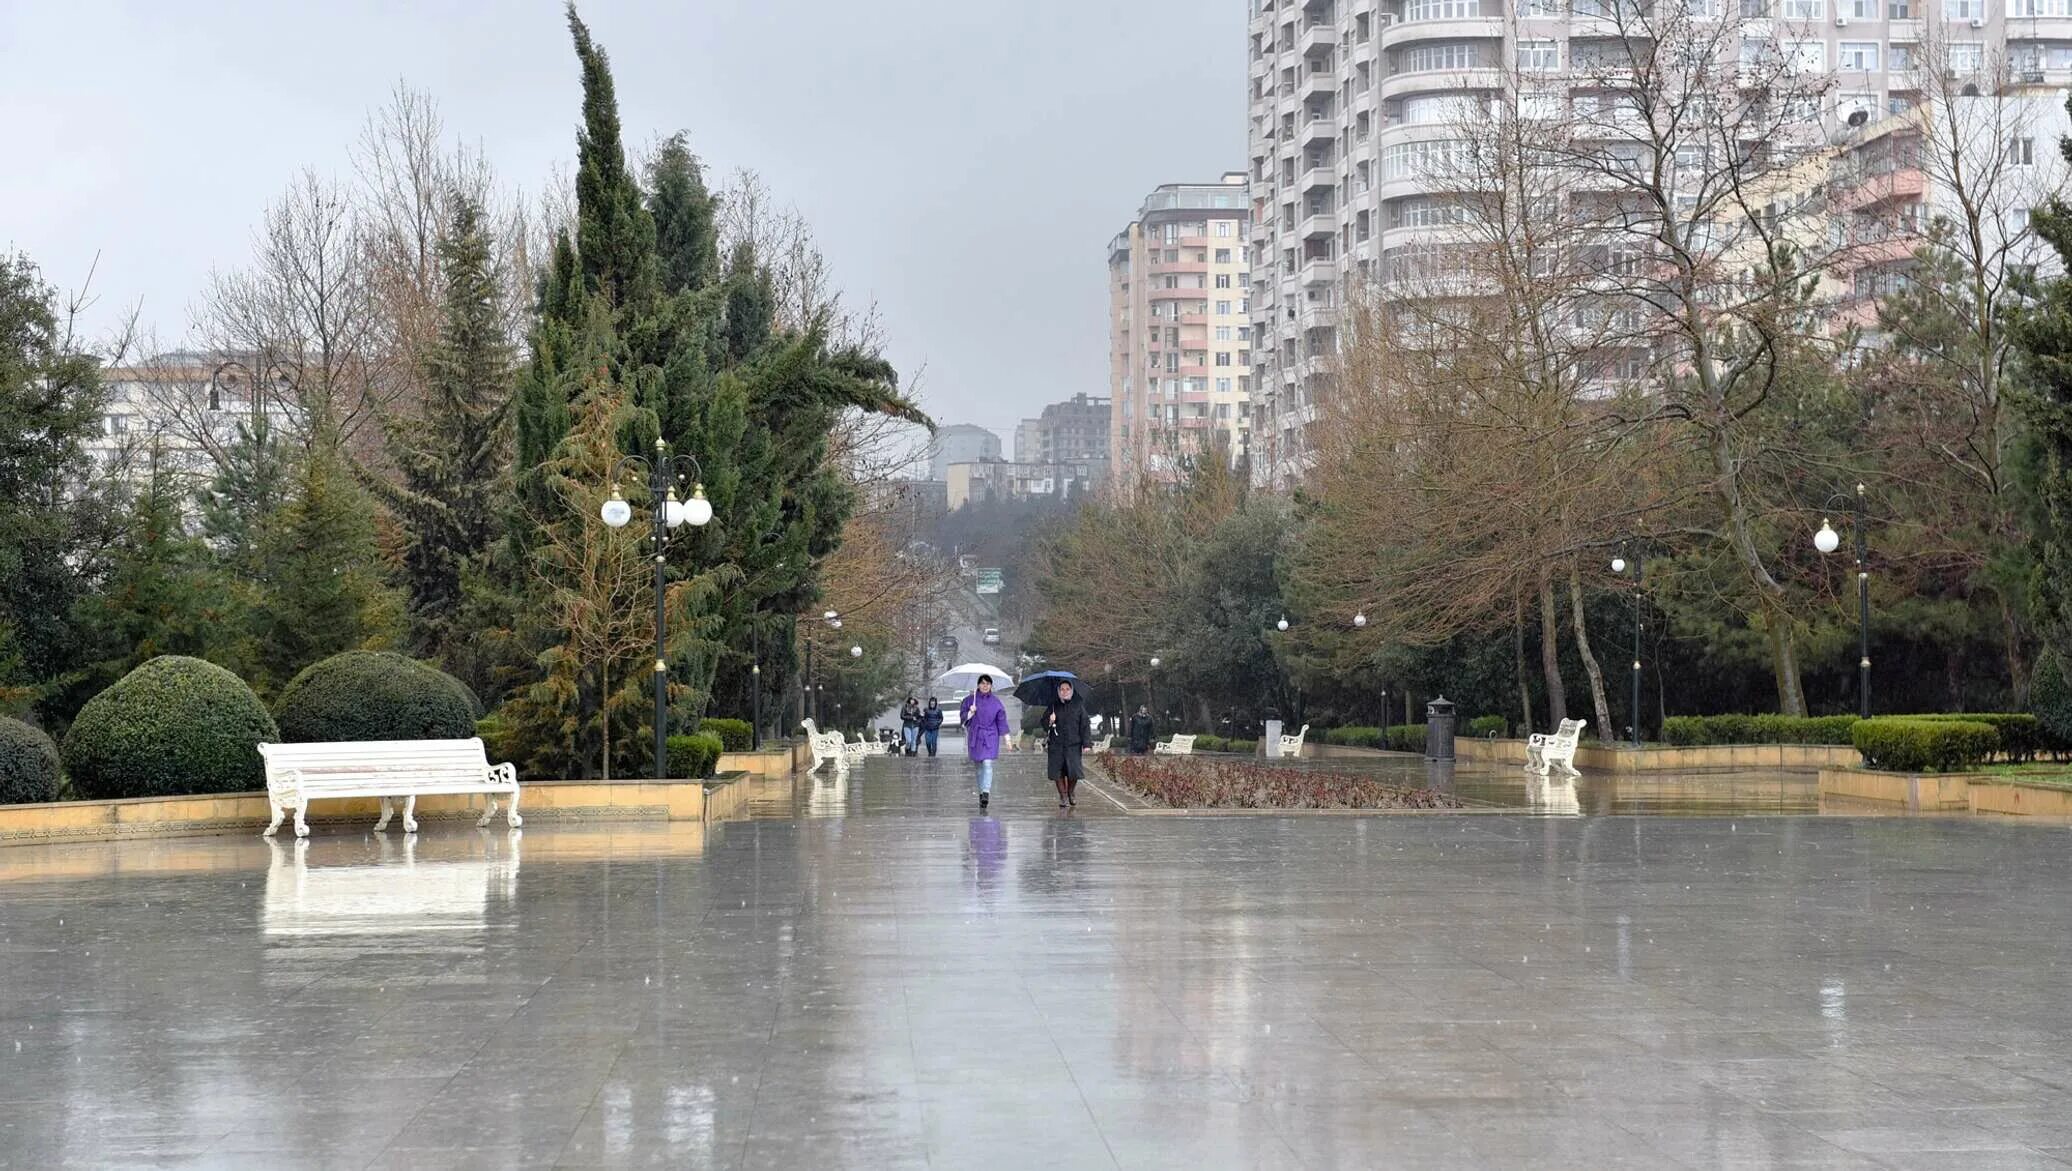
[902,726,918,751]
[923,729,939,756]
[975,759,994,794]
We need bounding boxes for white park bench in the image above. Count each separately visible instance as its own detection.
[1525,718,1587,776]
[258,738,520,838]
[843,733,877,765]
[1153,734,1198,756]
[801,719,847,772]
[1092,734,1114,753]
[1278,723,1312,758]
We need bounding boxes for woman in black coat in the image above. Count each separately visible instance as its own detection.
[1046,680,1093,808]
[1128,705,1154,754]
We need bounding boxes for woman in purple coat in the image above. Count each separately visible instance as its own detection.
[959,674,1013,812]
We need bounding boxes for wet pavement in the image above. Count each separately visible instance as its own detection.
[2,749,2071,1168]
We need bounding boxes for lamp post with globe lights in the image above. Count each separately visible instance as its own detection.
[600,439,713,779]
[1814,484,1872,719]
[1611,549,1645,747]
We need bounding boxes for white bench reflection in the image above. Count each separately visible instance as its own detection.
[1525,774,1582,817]
[263,831,520,938]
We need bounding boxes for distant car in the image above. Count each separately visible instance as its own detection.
[982,628,1001,645]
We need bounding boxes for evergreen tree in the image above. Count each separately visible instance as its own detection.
[250,442,399,692]
[73,446,232,692]
[198,416,290,577]
[648,133,719,298]
[2012,93,2072,649]
[0,253,114,719]
[381,195,515,659]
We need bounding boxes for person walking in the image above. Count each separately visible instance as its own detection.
[1128,704,1154,754]
[899,696,922,756]
[921,697,944,757]
[959,675,1012,812]
[1046,679,1093,808]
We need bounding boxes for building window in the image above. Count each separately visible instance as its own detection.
[1517,39,1559,70]
[1888,0,1910,14]
[1837,42,1877,70]
[1216,220,1235,237]
[1216,326,1233,340]
[1780,0,1822,15]
[1215,352,1233,367]
[1238,325,1251,340]
[1402,43,1479,72]
[1217,378,1233,393]
[1949,41,1985,71]
[2011,136,2037,165]
[1216,273,1233,288]
[1844,0,1875,13]
[1947,0,1983,13]
[1791,40,1826,72]
[1215,248,1233,263]
[1405,0,1481,18]
[1216,300,1232,315]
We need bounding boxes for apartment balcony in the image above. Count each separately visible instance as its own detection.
[1302,113,1341,145]
[1148,285,1209,301]
[1833,167,1925,212]
[1178,312,1210,327]
[1302,68,1338,99]
[1300,209,1339,240]
[1887,18,1922,40]
[1840,234,1919,270]
[1300,164,1338,193]
[1378,67,1500,103]
[1380,15,1502,50]
[1299,21,1340,55]
[1148,260,1210,276]
[2009,18,2072,42]
[1299,303,1342,329]
[1300,256,1339,286]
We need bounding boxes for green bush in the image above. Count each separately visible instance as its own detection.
[1194,734,1225,752]
[1659,714,1859,746]
[1853,717,1998,773]
[2031,650,2072,755]
[1228,738,1258,754]
[1909,713,2042,762]
[701,718,753,753]
[1387,724,1428,754]
[273,651,481,744]
[62,656,278,799]
[667,733,725,779]
[0,716,61,805]
[1323,726,1385,748]
[1466,715,1508,738]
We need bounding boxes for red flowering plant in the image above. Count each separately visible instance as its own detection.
[1096,753,1463,810]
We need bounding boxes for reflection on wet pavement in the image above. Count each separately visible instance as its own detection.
[0,750,2068,1167]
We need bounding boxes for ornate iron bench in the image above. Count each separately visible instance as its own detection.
[1526,718,1587,776]
[800,719,847,772]
[1278,723,1312,758]
[257,738,520,838]
[1153,733,1198,756]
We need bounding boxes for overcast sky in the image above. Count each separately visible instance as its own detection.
[1,0,1245,443]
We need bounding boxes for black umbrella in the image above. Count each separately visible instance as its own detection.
[1014,670,1088,709]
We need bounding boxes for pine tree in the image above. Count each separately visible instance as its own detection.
[250,442,400,692]
[0,253,115,719]
[381,195,515,659]
[73,446,232,692]
[648,133,719,299]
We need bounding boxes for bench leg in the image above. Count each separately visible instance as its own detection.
[373,797,394,832]
[506,784,522,828]
[262,797,284,838]
[476,798,498,828]
[401,795,418,834]
[292,799,310,838]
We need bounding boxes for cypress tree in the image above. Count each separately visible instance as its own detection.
[2012,92,2072,648]
[649,133,719,298]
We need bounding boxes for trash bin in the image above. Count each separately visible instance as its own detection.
[1425,696,1457,762]
[1263,719,1284,758]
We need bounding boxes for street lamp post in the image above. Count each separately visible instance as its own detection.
[1149,655,1162,728]
[1612,550,1644,747]
[601,439,713,779]
[1814,483,1872,719]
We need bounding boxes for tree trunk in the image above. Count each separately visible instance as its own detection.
[1712,429,1806,715]
[1514,588,1535,736]
[1538,570,1568,724]
[1567,561,1614,743]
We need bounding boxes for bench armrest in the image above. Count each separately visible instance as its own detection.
[489,762,517,787]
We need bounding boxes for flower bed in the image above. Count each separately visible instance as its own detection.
[1098,753,1463,810]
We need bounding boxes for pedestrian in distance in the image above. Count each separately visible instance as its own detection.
[899,695,922,756]
[959,675,1012,812]
[921,696,944,757]
[1128,704,1154,755]
[1046,679,1093,808]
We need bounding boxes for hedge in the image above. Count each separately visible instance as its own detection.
[701,718,753,753]
[274,651,481,744]
[1660,714,1860,746]
[1323,726,1385,748]
[1852,717,1999,773]
[666,733,725,779]
[0,716,61,805]
[1908,713,2043,762]
[61,656,278,799]
[1466,715,1508,738]
[1387,724,1428,754]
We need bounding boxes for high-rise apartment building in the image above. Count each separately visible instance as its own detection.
[1245,0,2072,488]
[926,424,1003,480]
[1108,175,1253,490]
[1015,393,1112,474]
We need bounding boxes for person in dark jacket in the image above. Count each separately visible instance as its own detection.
[1128,705,1154,754]
[1046,680,1093,808]
[921,697,944,756]
[899,696,922,756]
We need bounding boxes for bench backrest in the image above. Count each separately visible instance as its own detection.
[1551,719,1586,750]
[259,738,490,784]
[1166,734,1197,751]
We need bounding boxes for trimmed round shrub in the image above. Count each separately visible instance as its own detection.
[1386,724,1429,754]
[0,716,62,805]
[62,656,278,799]
[2032,649,2072,757]
[666,733,725,779]
[1910,713,2042,762]
[273,651,481,744]
[701,718,753,753]
[1853,717,1998,773]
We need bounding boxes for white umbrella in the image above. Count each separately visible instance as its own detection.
[936,662,1014,687]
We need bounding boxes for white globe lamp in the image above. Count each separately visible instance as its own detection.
[600,490,632,528]
[1814,521,1841,555]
